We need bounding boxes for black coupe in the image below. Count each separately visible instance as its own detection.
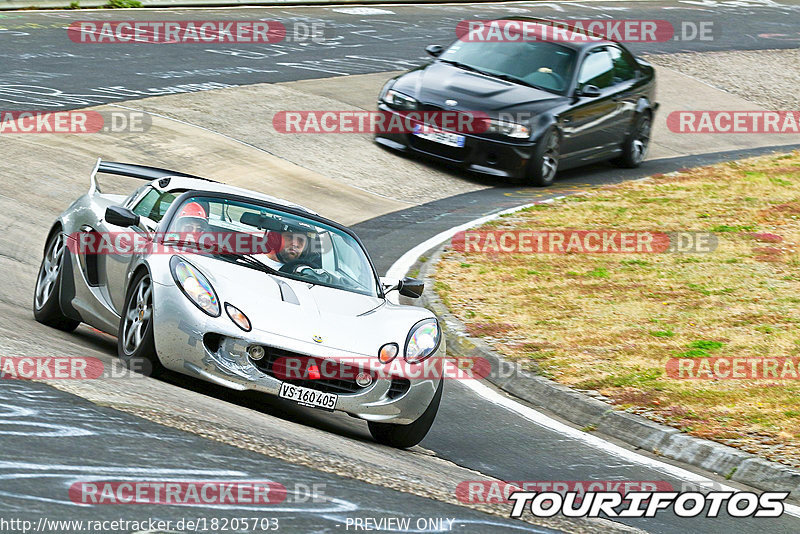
[375,18,658,186]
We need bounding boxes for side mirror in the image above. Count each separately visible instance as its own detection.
[576,84,601,98]
[105,206,140,227]
[425,44,444,57]
[381,276,425,299]
[398,277,424,299]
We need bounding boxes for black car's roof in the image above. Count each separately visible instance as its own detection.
[486,17,617,51]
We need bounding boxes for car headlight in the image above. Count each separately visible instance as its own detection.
[486,119,530,139]
[383,89,418,110]
[404,318,441,364]
[170,256,220,317]
[225,303,251,332]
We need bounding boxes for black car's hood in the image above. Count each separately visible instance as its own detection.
[391,62,566,113]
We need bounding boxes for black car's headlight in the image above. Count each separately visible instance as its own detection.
[170,256,220,317]
[383,89,418,110]
[486,119,531,139]
[404,318,441,364]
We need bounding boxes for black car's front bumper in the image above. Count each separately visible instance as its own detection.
[374,105,537,179]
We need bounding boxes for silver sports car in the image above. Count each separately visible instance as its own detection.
[34,159,445,448]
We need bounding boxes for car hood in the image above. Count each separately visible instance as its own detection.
[184,255,433,357]
[391,62,566,113]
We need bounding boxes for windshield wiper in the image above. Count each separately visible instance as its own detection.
[438,59,554,93]
[437,59,492,76]
[487,72,551,92]
[230,253,281,276]
[162,238,282,276]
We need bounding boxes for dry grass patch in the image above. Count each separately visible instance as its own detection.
[436,151,800,466]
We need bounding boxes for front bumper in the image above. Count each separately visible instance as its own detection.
[151,282,442,424]
[374,104,537,179]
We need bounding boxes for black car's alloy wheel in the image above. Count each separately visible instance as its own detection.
[526,129,560,187]
[614,113,651,168]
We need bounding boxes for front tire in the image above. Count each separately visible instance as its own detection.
[33,231,80,332]
[525,128,560,187]
[612,113,651,168]
[118,270,164,377]
[368,379,443,448]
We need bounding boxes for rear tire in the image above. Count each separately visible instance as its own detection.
[118,270,164,377]
[612,113,651,168]
[33,231,80,332]
[368,379,443,448]
[525,128,560,187]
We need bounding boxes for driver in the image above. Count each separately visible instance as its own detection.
[260,222,315,270]
[173,201,210,240]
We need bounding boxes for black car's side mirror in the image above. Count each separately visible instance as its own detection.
[576,84,601,98]
[105,206,140,227]
[425,44,444,57]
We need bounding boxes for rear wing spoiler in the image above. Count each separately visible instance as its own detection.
[89,158,215,194]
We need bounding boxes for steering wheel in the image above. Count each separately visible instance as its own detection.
[279,260,330,283]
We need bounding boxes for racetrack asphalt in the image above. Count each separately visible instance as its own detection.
[2,2,800,533]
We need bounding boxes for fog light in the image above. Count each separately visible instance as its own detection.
[355,372,373,388]
[247,345,265,361]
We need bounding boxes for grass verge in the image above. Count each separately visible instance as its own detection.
[435,150,800,467]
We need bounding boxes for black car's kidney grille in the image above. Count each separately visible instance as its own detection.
[251,346,375,395]
[418,102,445,112]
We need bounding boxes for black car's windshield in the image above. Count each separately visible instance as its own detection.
[164,196,379,297]
[440,39,577,94]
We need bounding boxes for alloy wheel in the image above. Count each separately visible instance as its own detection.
[122,275,152,355]
[35,234,64,310]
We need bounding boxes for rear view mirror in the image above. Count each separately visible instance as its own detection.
[105,206,139,227]
[239,212,283,231]
[425,44,444,57]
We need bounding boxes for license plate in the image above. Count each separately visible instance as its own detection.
[278,382,337,411]
[413,124,465,147]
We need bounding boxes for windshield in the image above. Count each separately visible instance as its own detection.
[165,195,379,297]
[440,38,577,94]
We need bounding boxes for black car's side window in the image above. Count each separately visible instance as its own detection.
[577,48,615,89]
[608,46,637,84]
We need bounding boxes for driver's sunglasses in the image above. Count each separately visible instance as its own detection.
[183,224,204,233]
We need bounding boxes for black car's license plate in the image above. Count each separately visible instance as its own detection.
[413,124,466,147]
[278,382,337,411]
